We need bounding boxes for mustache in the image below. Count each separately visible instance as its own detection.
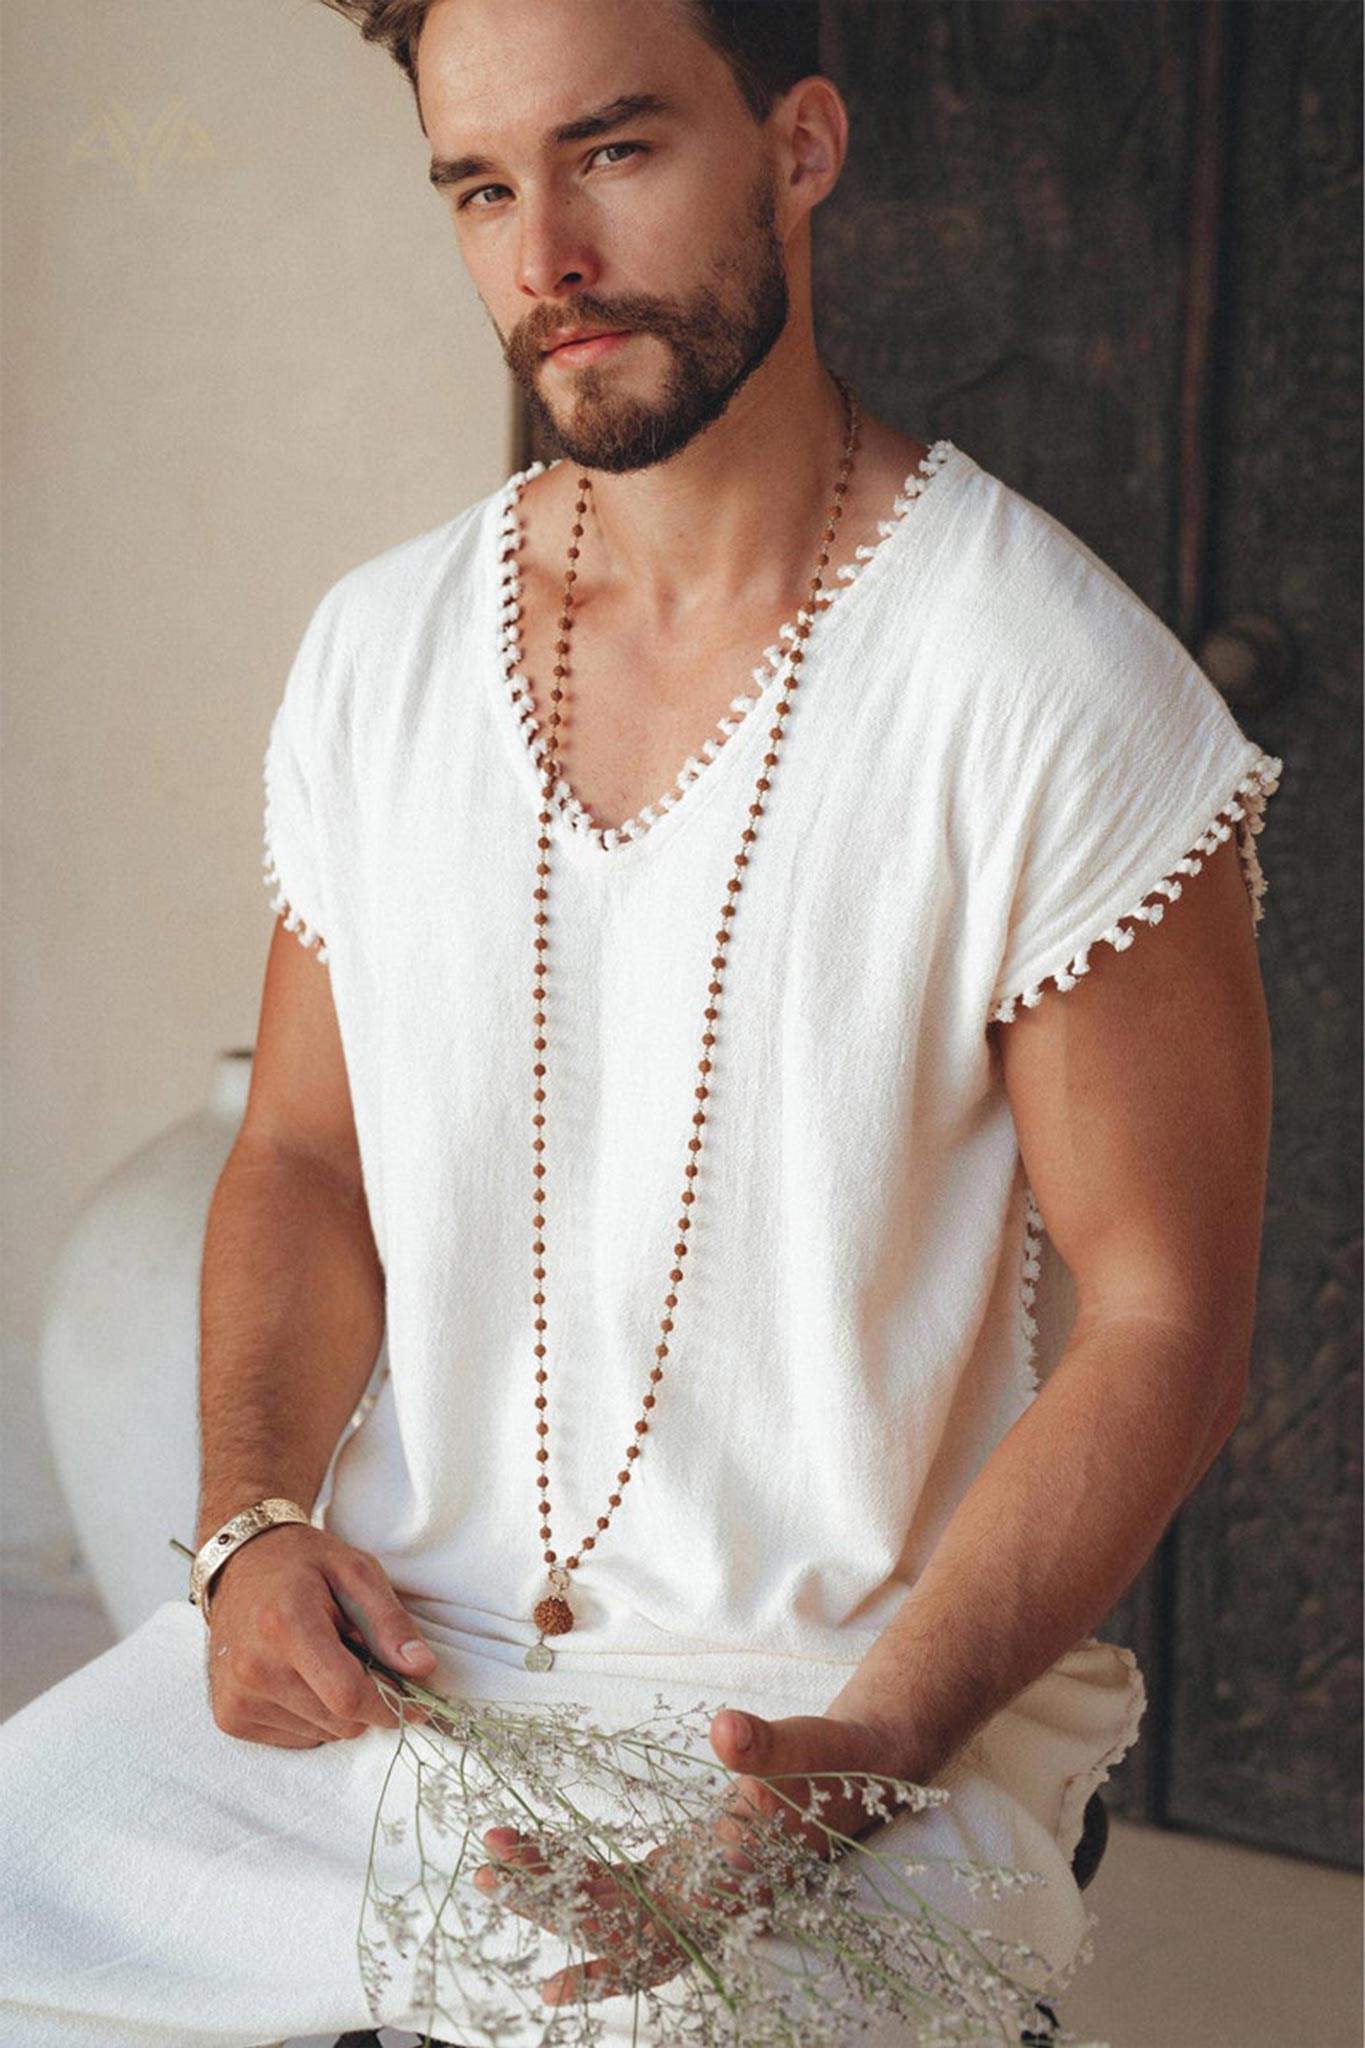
[507,294,686,366]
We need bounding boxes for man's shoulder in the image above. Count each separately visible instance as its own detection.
[915,452,1194,699]
[312,474,509,643]
[273,472,519,741]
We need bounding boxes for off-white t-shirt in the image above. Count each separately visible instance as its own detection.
[261,441,1279,1981]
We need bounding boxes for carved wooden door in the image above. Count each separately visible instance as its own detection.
[518,0,1362,1866]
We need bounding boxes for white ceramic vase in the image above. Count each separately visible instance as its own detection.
[38,1049,255,1637]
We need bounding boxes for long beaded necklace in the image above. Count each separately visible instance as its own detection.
[524,377,861,1673]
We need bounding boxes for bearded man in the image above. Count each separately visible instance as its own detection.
[0,3,1280,2043]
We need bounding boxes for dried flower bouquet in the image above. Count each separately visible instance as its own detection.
[351,1648,1108,2048]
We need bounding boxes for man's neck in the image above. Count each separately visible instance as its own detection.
[573,333,852,631]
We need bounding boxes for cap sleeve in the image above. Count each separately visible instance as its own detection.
[261,588,342,964]
[979,521,1282,1028]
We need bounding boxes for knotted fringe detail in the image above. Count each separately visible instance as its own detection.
[989,752,1283,1025]
[1018,1183,1045,1397]
[261,717,330,963]
[497,440,956,852]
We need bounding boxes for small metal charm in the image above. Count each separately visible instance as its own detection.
[526,1566,571,1666]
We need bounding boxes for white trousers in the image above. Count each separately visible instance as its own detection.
[0,1597,1138,2047]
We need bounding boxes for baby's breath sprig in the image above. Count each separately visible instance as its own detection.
[349,1648,1109,2048]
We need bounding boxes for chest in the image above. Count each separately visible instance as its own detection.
[512,567,795,834]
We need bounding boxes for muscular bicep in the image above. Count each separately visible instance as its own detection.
[237,915,364,1193]
[992,830,1272,1395]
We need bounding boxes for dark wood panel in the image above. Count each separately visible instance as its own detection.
[813,0,1194,610]
[1165,0,1362,1867]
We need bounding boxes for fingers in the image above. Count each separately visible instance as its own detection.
[475,1833,627,1943]
[204,1531,439,1748]
[212,1634,428,1747]
[210,1690,336,1748]
[236,1706,332,1749]
[710,1751,868,1870]
[261,1662,390,1742]
[211,1630,380,1744]
[327,1549,438,1681]
[333,1630,436,1731]
[477,1833,688,2004]
[473,1828,560,1905]
[542,1941,683,2005]
[647,1826,768,1917]
[282,1605,417,1736]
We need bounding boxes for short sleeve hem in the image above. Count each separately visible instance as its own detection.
[988,750,1281,1026]
[262,702,330,965]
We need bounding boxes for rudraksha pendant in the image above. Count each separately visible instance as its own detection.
[533,1594,574,1636]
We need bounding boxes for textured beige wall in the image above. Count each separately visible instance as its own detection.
[2,1,514,1555]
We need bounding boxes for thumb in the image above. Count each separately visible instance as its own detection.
[334,1580,436,1672]
[711,1708,881,1775]
[392,1626,437,1672]
[711,1707,770,1765]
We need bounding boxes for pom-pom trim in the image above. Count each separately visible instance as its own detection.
[1017,1183,1045,1398]
[989,752,1282,1025]
[261,717,330,963]
[496,440,957,852]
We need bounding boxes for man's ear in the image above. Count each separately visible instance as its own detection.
[773,75,849,219]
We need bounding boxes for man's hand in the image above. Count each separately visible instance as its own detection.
[473,1708,916,2005]
[205,1524,437,1747]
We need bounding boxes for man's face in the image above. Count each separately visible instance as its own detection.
[418,0,794,473]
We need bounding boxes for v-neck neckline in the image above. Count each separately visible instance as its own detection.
[490,439,965,868]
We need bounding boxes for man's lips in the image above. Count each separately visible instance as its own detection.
[542,330,636,365]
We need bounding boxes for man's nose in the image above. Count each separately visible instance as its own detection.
[515,192,602,301]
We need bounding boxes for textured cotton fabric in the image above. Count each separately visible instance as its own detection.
[1,441,1280,2046]
[260,437,1276,2010]
[0,1599,1136,2047]
[263,437,1277,1689]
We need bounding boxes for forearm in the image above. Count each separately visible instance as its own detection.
[825,1312,1243,1781]
[195,1135,385,1545]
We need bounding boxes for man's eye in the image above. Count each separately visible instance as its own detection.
[456,142,650,211]
[458,183,512,212]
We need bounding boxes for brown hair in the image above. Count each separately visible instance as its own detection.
[313,0,822,125]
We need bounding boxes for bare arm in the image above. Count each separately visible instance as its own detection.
[823,828,1273,1778]
[196,916,384,1544]
[196,915,437,1747]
